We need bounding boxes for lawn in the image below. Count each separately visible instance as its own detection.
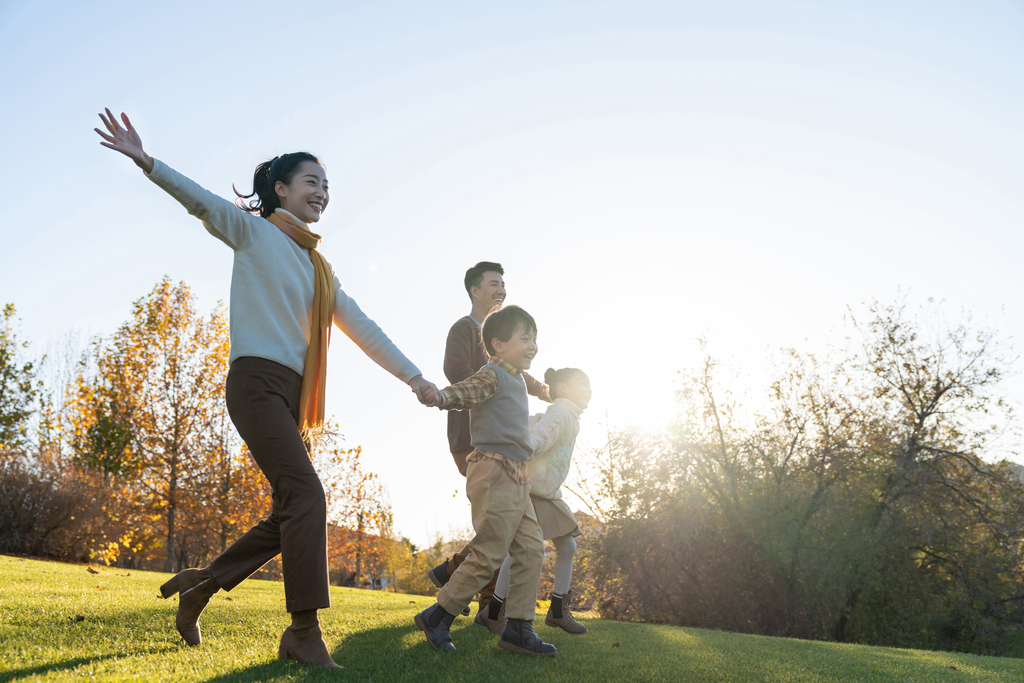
[1,555,1022,682]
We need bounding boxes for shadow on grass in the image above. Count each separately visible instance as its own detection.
[199,614,563,683]
[0,648,176,683]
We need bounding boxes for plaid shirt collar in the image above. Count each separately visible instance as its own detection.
[488,355,521,377]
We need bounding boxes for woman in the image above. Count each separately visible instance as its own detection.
[95,109,439,668]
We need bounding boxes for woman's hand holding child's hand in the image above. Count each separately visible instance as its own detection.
[409,376,442,407]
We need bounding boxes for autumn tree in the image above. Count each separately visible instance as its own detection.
[65,278,270,571]
[314,441,393,588]
[0,304,40,455]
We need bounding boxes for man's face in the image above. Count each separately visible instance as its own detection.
[491,323,537,372]
[472,271,506,312]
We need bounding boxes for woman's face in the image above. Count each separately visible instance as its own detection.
[276,161,329,224]
[558,373,592,410]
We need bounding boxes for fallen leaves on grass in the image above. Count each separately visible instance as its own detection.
[87,567,99,574]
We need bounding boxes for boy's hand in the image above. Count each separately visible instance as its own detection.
[409,376,442,407]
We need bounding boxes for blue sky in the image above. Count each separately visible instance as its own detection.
[1,0,1022,545]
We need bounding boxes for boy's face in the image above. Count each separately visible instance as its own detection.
[491,323,537,372]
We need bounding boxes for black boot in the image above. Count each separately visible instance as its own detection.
[427,559,471,616]
[498,618,557,656]
[427,560,451,588]
[414,603,457,652]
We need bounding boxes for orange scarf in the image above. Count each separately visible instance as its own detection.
[267,210,335,435]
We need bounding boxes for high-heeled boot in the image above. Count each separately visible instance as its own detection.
[159,567,220,646]
[278,610,343,669]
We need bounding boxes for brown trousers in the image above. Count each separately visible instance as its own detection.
[209,356,330,613]
[449,448,499,609]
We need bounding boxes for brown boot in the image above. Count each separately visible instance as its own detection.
[278,610,343,669]
[544,590,588,634]
[160,567,220,646]
[473,597,506,634]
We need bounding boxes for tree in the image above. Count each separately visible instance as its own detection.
[314,441,393,588]
[65,278,268,571]
[581,298,1024,654]
[0,304,40,454]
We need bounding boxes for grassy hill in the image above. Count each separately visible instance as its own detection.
[1,555,1022,682]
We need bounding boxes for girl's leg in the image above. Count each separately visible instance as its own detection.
[551,534,576,595]
[493,554,513,603]
[546,534,587,634]
[474,553,512,632]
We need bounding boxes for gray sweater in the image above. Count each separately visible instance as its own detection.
[471,363,533,463]
[146,159,420,383]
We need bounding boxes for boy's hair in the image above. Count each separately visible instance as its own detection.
[544,367,586,399]
[482,305,536,356]
[464,261,504,301]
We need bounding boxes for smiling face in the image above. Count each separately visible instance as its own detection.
[275,161,329,224]
[557,372,592,410]
[471,270,506,314]
[490,322,537,372]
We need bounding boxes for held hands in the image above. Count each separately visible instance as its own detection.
[409,375,443,408]
[95,108,154,174]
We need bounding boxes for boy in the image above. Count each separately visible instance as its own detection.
[415,305,555,656]
[432,261,550,617]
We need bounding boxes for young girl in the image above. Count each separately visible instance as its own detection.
[477,367,592,635]
[95,109,438,668]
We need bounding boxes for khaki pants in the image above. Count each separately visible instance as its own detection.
[448,447,498,610]
[437,457,544,621]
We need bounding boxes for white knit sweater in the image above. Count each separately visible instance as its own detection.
[527,398,583,499]
[146,159,420,383]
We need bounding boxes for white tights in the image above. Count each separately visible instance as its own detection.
[494,533,577,600]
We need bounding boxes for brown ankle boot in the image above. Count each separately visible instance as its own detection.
[544,590,588,634]
[160,567,220,646]
[279,610,342,669]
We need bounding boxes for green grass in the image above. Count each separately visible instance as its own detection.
[1,555,1022,682]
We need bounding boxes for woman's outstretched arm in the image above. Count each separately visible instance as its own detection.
[95,108,154,174]
[94,108,256,249]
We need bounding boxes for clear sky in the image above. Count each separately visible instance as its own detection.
[2,0,1022,547]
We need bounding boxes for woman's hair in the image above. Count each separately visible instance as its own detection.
[234,152,322,218]
[544,367,586,400]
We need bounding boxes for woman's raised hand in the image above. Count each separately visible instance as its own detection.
[95,108,154,174]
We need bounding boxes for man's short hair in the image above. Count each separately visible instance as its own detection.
[464,261,504,301]
[482,305,536,356]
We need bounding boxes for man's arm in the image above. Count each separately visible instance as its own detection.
[444,318,480,384]
[440,366,499,411]
[523,372,552,403]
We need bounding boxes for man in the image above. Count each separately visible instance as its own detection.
[430,262,550,616]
